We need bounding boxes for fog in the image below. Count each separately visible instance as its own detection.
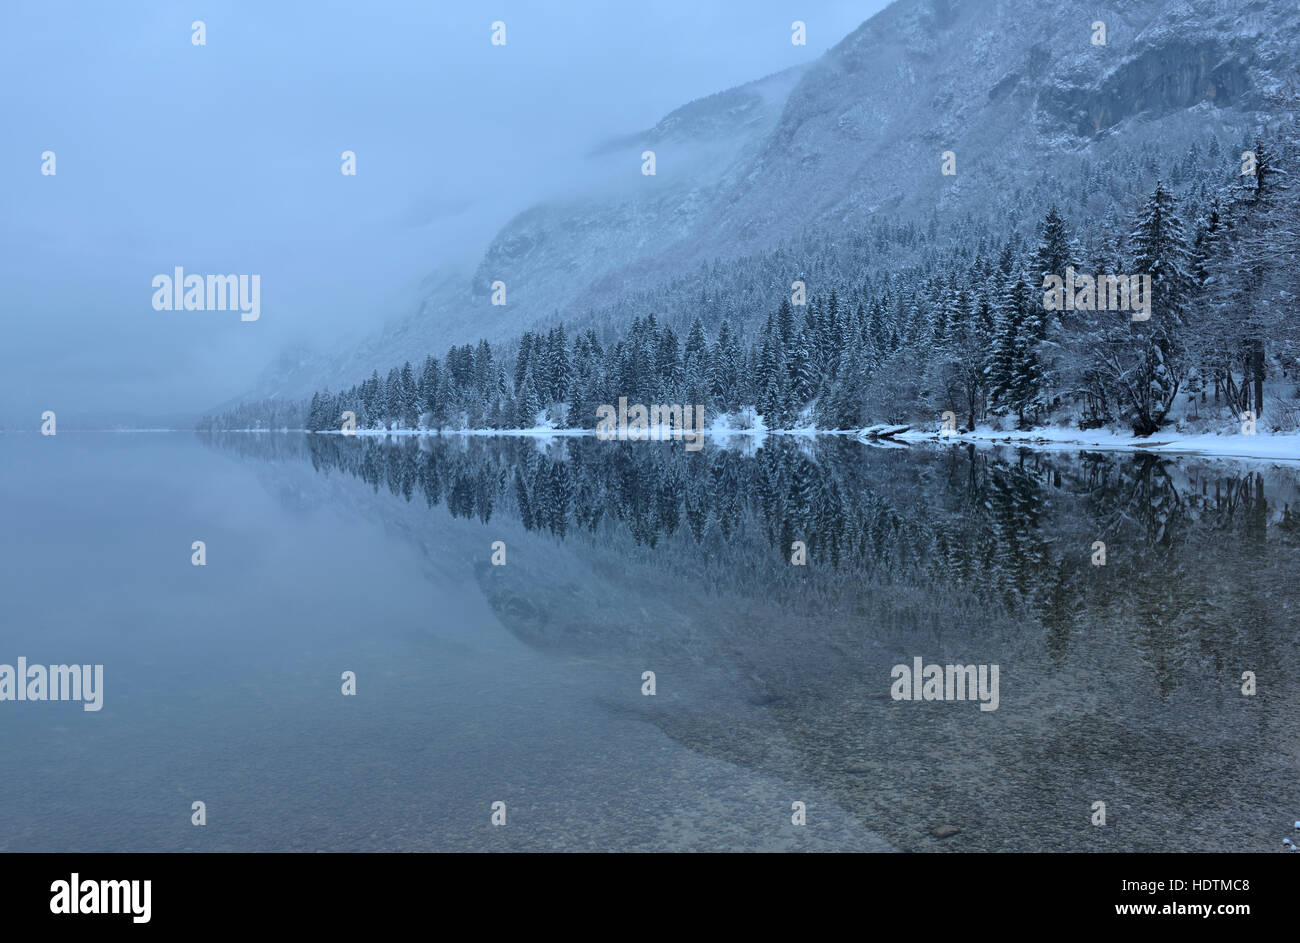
[0,0,886,428]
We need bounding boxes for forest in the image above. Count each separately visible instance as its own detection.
[200,119,1300,440]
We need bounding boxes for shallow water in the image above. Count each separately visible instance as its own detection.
[2,431,1296,851]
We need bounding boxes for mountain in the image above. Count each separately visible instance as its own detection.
[239,0,1300,404]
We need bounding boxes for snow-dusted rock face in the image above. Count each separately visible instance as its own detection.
[243,0,1299,403]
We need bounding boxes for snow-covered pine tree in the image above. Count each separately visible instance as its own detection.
[987,272,1041,427]
[683,317,709,407]
[514,332,535,394]
[1090,181,1193,435]
[546,326,570,404]
[1029,205,1076,329]
[655,323,682,402]
[516,368,542,428]
[786,325,816,421]
[306,392,323,431]
[709,320,741,413]
[929,286,991,430]
[400,361,418,428]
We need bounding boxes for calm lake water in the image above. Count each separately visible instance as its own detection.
[2,431,1297,852]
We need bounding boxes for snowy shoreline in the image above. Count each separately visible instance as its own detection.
[271,422,1300,463]
[887,425,1300,463]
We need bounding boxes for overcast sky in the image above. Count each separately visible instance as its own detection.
[0,0,890,427]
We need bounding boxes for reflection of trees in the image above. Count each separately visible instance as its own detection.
[201,429,1300,851]
[205,430,1299,697]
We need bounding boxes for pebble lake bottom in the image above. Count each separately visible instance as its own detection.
[0,430,1296,852]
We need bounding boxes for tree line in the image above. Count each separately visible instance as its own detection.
[200,118,1300,438]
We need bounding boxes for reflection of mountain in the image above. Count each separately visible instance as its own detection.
[205,431,1300,850]
[245,0,1300,401]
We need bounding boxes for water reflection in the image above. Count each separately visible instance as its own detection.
[200,431,1300,851]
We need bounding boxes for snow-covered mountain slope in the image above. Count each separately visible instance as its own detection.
[241,0,1300,404]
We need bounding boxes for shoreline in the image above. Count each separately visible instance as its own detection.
[889,426,1300,463]
[22,423,1290,463]
[193,423,1300,463]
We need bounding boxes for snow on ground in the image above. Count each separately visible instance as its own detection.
[887,424,1300,462]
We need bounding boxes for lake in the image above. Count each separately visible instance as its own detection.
[2,431,1296,851]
